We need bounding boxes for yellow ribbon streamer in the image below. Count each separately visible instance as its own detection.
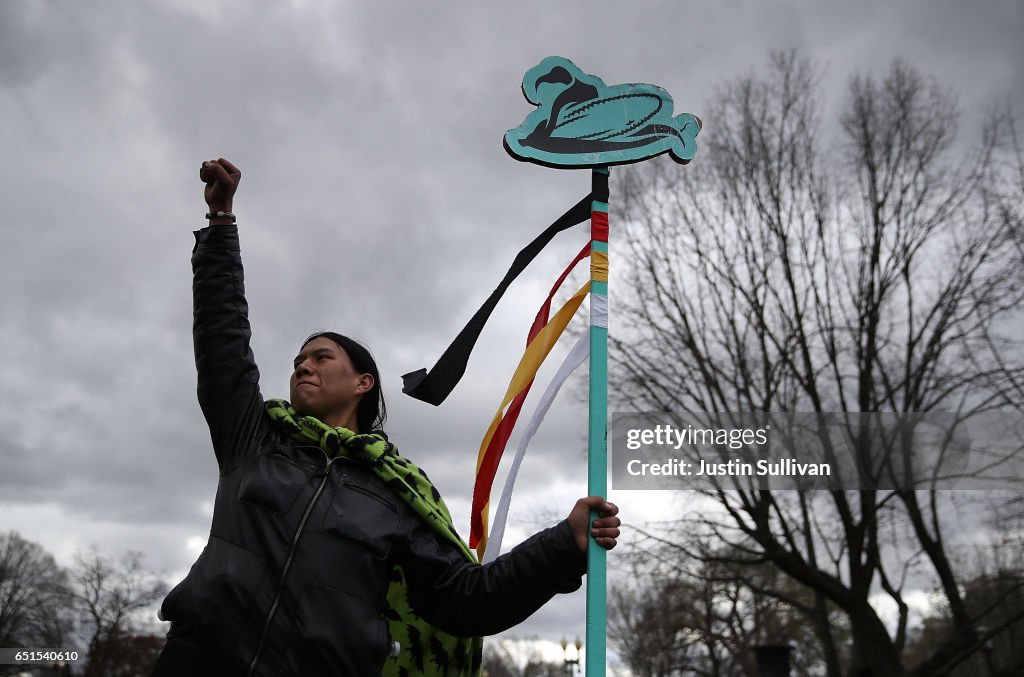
[473,280,590,555]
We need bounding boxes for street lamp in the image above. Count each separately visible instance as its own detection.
[561,636,582,675]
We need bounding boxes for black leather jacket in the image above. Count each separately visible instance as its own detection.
[155,225,586,676]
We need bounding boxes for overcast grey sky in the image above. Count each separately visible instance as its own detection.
[1,0,1021,663]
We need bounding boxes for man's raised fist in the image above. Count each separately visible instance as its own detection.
[200,158,241,212]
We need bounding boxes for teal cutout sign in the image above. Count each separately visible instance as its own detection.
[504,56,701,169]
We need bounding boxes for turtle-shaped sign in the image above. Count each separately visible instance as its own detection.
[504,56,701,169]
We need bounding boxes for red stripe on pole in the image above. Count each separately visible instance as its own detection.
[591,211,608,242]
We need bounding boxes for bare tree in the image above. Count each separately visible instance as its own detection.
[609,579,696,677]
[0,531,72,652]
[69,548,167,677]
[612,50,1024,677]
[482,639,571,677]
[609,552,843,677]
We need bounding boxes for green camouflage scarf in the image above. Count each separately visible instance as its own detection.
[265,399,483,676]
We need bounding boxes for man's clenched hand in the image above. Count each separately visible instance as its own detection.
[568,496,620,553]
[200,158,241,216]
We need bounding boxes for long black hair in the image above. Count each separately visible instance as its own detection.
[301,331,387,434]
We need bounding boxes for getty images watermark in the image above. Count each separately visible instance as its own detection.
[611,412,1024,490]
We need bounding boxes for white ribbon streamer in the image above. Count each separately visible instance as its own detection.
[483,333,591,563]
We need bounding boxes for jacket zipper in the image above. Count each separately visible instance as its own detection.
[247,450,335,676]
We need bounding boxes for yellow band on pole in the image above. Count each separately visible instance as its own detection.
[590,250,608,282]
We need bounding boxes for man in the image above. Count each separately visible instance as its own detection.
[153,158,621,676]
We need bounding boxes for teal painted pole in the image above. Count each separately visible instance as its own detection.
[586,167,609,677]
[501,57,698,674]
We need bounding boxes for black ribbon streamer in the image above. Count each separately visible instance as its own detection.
[402,192,599,406]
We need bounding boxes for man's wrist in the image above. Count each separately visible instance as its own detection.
[206,206,235,226]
